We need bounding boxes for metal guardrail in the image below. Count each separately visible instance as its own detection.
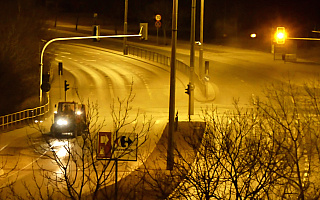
[0,101,49,131]
[128,45,190,77]
[0,45,201,132]
[128,45,207,92]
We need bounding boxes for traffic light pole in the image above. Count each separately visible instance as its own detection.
[39,33,142,105]
[189,0,196,119]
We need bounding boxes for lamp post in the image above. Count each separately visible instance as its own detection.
[167,0,178,171]
[199,0,204,79]
[188,0,196,119]
[123,0,128,55]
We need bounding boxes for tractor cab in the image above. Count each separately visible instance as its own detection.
[51,102,88,137]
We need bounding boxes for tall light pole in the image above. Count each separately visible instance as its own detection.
[188,0,196,119]
[123,0,128,55]
[167,0,178,171]
[199,0,204,79]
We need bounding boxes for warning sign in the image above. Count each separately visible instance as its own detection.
[155,21,161,28]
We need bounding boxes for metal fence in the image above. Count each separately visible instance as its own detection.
[0,101,49,131]
[128,45,206,92]
[0,45,202,132]
[128,45,190,77]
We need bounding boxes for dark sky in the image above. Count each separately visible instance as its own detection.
[43,0,320,39]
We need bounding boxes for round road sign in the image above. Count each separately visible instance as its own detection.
[155,14,161,21]
[41,82,51,92]
[155,21,161,28]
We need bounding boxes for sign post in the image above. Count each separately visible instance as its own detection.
[155,14,162,45]
[97,131,138,199]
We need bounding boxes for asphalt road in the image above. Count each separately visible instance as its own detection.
[2,22,320,198]
[0,42,193,198]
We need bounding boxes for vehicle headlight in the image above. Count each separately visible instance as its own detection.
[57,119,68,126]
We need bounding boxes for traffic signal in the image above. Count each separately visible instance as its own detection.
[64,80,69,92]
[185,84,190,95]
[275,27,286,44]
[41,73,51,92]
[139,23,148,40]
[58,62,63,75]
[92,25,100,42]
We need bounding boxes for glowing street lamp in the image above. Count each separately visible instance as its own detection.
[275,27,286,44]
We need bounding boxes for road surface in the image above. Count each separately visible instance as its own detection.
[0,42,193,198]
[2,23,320,198]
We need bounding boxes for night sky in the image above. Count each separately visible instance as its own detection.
[18,0,320,40]
[47,0,320,38]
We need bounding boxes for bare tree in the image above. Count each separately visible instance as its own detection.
[0,155,19,199]
[88,79,320,200]
[255,80,320,199]
[6,85,152,200]
[164,80,320,200]
[166,104,285,200]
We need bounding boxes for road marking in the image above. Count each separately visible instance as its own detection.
[60,52,71,55]
[5,151,47,179]
[0,144,8,152]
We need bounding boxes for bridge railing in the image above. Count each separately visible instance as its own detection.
[0,44,203,132]
[128,45,206,92]
[128,45,191,77]
[0,101,49,131]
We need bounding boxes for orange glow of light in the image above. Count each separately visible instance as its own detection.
[250,33,257,38]
[274,27,286,44]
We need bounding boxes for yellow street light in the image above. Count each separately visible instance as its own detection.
[275,27,286,44]
[250,33,257,38]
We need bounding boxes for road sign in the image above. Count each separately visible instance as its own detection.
[155,14,161,21]
[97,132,112,159]
[97,132,137,160]
[41,82,51,92]
[155,21,161,28]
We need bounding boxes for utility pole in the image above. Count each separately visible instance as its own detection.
[123,0,128,55]
[199,0,204,79]
[188,0,196,119]
[167,0,178,171]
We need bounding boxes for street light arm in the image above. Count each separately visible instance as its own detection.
[40,34,142,65]
[288,37,320,41]
[39,33,142,104]
[139,26,143,36]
